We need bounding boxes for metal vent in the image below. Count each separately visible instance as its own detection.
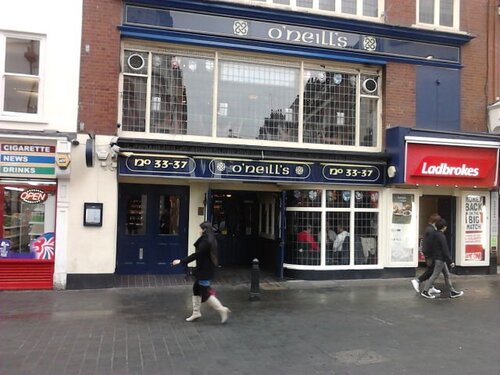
[362,78,378,94]
[127,54,145,71]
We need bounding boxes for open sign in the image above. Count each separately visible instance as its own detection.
[19,188,48,204]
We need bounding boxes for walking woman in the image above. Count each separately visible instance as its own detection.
[171,221,231,323]
[420,218,464,299]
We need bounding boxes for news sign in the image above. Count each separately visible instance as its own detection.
[405,143,498,187]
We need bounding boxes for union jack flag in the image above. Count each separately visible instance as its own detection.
[30,233,55,260]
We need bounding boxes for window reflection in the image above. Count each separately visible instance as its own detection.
[4,38,40,114]
[303,70,356,146]
[159,195,180,235]
[217,60,299,141]
[126,194,147,235]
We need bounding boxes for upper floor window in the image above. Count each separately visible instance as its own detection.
[0,34,42,117]
[417,0,459,30]
[215,0,384,21]
[120,47,381,150]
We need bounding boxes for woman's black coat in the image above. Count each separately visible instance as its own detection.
[180,235,216,280]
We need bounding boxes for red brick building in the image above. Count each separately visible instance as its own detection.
[70,0,500,287]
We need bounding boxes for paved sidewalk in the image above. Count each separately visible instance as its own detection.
[1,274,500,375]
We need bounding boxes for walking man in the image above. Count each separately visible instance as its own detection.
[411,213,441,295]
[421,218,464,299]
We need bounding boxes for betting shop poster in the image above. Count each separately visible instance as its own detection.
[464,195,486,261]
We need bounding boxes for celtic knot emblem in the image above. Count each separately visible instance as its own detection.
[295,166,305,176]
[233,20,248,36]
[215,162,226,172]
[363,36,377,52]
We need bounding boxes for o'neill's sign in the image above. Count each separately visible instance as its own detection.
[119,154,385,185]
[405,143,498,187]
[0,143,56,178]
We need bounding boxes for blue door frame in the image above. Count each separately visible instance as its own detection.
[116,184,189,274]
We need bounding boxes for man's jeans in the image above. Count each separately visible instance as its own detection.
[423,260,455,292]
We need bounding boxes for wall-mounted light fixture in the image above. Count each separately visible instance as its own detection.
[387,166,397,178]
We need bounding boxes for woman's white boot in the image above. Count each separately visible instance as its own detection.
[185,296,202,322]
[206,295,231,323]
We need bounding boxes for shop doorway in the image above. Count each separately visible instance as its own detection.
[116,184,189,274]
[209,190,283,277]
[419,195,456,261]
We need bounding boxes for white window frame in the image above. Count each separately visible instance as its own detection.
[214,0,384,22]
[283,187,382,270]
[0,32,45,122]
[119,44,383,153]
[415,0,460,31]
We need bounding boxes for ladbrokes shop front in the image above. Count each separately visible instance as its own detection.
[386,127,500,275]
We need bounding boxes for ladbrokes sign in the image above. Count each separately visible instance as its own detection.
[406,143,498,187]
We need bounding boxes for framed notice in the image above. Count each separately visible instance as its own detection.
[84,202,103,227]
[390,193,416,263]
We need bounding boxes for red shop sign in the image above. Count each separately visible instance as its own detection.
[19,188,48,204]
[406,143,498,187]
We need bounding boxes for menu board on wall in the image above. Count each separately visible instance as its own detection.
[390,194,415,262]
[464,195,486,261]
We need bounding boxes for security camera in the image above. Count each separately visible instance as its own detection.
[71,139,80,146]
[111,144,121,154]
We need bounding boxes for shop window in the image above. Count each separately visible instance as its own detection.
[326,212,350,265]
[285,188,380,267]
[417,0,459,30]
[1,184,56,260]
[1,35,42,117]
[120,48,381,150]
[159,195,180,235]
[285,211,321,265]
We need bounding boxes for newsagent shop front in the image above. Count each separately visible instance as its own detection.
[0,139,65,289]
[116,143,391,280]
[386,127,500,275]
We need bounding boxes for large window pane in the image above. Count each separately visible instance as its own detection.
[122,75,147,132]
[326,212,350,265]
[4,38,40,114]
[5,38,39,75]
[354,212,378,264]
[150,54,213,135]
[341,0,357,14]
[439,0,454,26]
[4,76,38,113]
[297,0,313,8]
[217,60,299,141]
[319,0,335,11]
[303,70,356,145]
[419,0,434,23]
[363,0,378,17]
[360,97,377,147]
[285,211,321,265]
[159,195,180,234]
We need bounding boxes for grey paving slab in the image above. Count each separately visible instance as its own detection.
[0,275,499,375]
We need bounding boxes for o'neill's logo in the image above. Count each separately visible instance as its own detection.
[415,158,482,178]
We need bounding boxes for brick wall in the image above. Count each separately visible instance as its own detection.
[460,0,490,132]
[78,0,122,136]
[383,63,416,129]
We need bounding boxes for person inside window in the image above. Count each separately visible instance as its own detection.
[297,225,319,251]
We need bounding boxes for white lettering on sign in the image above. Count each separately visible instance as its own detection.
[420,162,480,177]
[268,26,348,48]
[2,144,51,153]
[1,166,35,174]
